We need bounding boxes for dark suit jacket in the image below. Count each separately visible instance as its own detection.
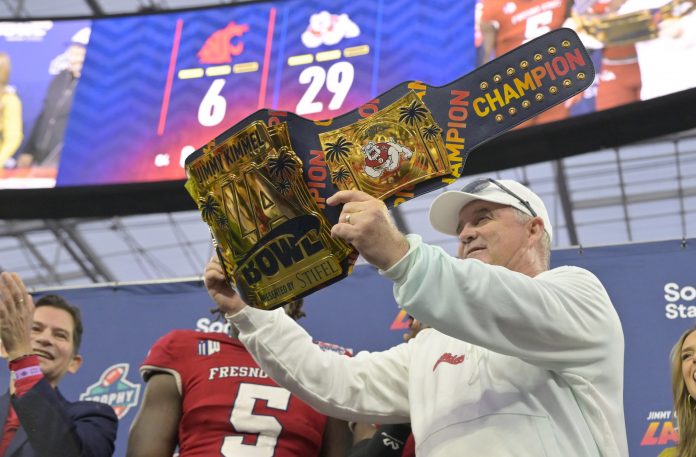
[22,70,78,166]
[0,379,117,457]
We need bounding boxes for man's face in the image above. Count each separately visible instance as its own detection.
[67,44,87,77]
[31,306,82,387]
[456,200,531,271]
[681,331,696,400]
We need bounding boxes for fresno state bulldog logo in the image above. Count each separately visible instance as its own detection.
[361,138,413,179]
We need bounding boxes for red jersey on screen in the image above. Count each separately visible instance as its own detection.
[482,0,570,55]
[141,329,337,457]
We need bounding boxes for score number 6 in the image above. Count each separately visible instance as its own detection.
[198,61,355,126]
[296,61,354,115]
[198,78,227,127]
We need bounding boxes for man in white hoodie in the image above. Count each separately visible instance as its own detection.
[204,178,628,457]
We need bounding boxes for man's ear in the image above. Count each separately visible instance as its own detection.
[528,216,545,243]
[67,354,83,375]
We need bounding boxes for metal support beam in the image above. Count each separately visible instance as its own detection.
[0,220,56,237]
[573,185,696,208]
[83,0,104,16]
[137,0,164,11]
[43,220,114,283]
[16,233,61,285]
[553,159,579,246]
[2,0,26,18]
[674,146,688,238]
[613,150,633,241]
[61,220,116,282]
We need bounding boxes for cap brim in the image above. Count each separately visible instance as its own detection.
[428,191,479,236]
[429,189,526,236]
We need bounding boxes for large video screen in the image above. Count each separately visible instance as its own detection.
[0,0,694,189]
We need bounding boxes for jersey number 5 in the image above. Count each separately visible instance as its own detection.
[221,383,291,457]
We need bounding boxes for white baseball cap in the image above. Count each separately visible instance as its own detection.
[428,178,553,241]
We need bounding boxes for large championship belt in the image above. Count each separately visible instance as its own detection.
[575,0,695,46]
[185,28,594,310]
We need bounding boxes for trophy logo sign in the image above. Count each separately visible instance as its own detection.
[186,28,595,309]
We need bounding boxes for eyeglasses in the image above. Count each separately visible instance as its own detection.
[461,178,537,218]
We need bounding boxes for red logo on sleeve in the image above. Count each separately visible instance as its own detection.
[433,353,465,371]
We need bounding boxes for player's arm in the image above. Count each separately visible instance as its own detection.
[480,20,498,63]
[352,423,379,445]
[126,372,182,457]
[320,417,352,457]
[348,423,412,457]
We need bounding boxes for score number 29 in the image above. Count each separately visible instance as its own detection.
[197,61,354,127]
[295,61,354,115]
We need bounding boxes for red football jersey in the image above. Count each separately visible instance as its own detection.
[141,330,330,457]
[481,0,570,56]
[402,434,416,457]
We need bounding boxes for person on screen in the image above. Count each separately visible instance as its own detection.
[0,273,117,457]
[16,27,90,170]
[126,291,352,457]
[0,52,23,169]
[563,0,645,112]
[205,178,628,456]
[669,325,696,457]
[624,0,696,100]
[478,0,573,125]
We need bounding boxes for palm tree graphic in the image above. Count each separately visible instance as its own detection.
[331,167,351,186]
[399,100,438,171]
[199,194,221,225]
[199,194,232,245]
[276,180,291,195]
[324,136,358,187]
[268,150,298,181]
[421,124,442,141]
[399,100,428,126]
[324,137,353,163]
[216,213,230,231]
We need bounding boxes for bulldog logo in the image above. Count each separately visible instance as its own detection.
[361,138,413,179]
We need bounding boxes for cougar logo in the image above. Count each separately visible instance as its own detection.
[361,139,413,179]
[197,22,249,64]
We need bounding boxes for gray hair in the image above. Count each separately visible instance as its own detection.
[514,209,550,268]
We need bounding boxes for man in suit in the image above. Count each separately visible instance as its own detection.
[16,27,90,169]
[0,272,117,457]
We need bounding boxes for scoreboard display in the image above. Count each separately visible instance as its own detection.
[54,0,476,186]
[3,0,694,191]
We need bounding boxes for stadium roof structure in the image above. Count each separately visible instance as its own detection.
[2,127,693,289]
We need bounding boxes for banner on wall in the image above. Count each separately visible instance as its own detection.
[553,239,694,457]
[0,238,692,456]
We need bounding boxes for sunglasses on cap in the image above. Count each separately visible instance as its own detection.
[461,178,537,218]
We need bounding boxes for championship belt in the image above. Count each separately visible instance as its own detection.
[185,28,594,310]
[576,0,695,46]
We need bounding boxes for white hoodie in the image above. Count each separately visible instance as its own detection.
[229,235,628,457]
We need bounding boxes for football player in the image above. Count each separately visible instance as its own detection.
[126,290,352,457]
